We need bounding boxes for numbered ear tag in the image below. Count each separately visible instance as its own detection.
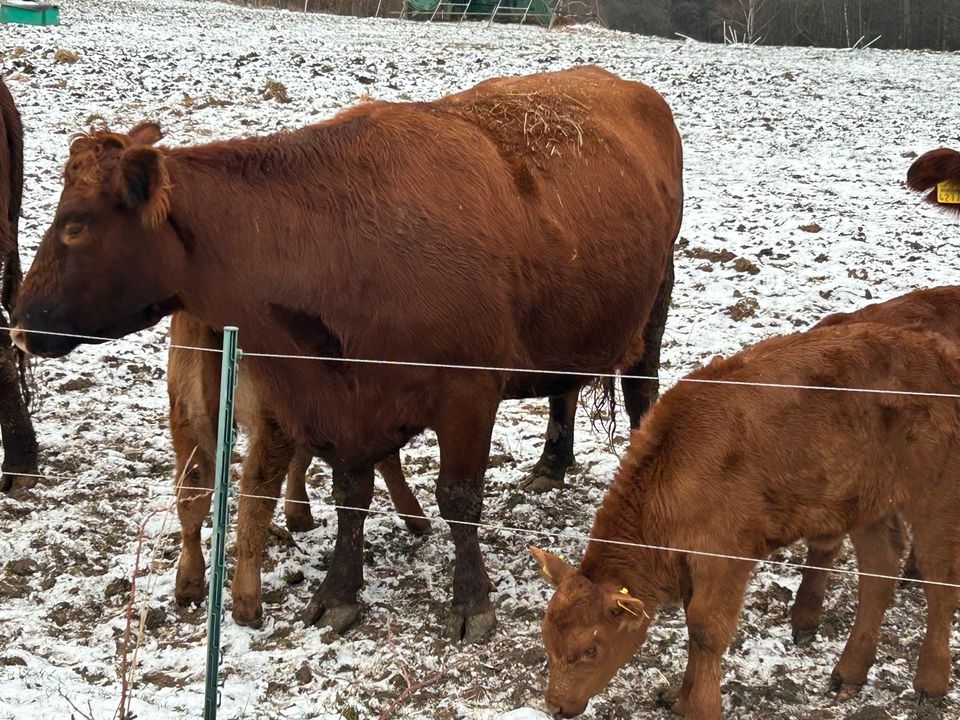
[937,180,960,204]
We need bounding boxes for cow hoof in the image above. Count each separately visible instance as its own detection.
[403,517,432,536]
[232,601,264,629]
[519,473,564,493]
[916,690,946,705]
[174,579,206,607]
[827,671,862,701]
[791,625,817,646]
[444,607,497,643]
[301,593,360,634]
[1,473,38,493]
[284,513,316,533]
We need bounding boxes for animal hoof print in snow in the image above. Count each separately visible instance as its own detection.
[445,608,497,643]
[827,671,862,701]
[519,473,564,493]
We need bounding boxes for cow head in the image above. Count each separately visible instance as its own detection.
[10,122,185,357]
[906,147,960,215]
[530,546,651,718]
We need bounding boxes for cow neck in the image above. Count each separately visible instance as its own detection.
[580,455,681,606]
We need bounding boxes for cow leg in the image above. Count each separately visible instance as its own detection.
[520,389,578,493]
[791,537,843,645]
[622,253,674,427]
[302,464,375,634]
[435,396,498,643]
[829,516,903,698]
[283,447,315,533]
[0,333,37,492]
[681,557,754,720]
[171,425,215,607]
[232,415,296,628]
[376,451,431,535]
[912,522,959,700]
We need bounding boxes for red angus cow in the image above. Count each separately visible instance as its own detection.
[11,66,683,640]
[0,79,37,492]
[907,148,960,213]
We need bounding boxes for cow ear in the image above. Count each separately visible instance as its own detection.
[128,121,163,147]
[530,546,575,587]
[118,146,171,228]
[604,588,648,629]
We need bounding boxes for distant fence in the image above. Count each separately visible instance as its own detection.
[229,0,404,18]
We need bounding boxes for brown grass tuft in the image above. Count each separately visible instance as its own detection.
[54,48,79,64]
[263,78,291,103]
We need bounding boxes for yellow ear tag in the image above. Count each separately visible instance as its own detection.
[937,180,960,204]
[617,587,650,619]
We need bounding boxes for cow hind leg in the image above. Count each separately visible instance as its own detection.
[301,464,375,634]
[622,254,674,427]
[435,392,498,643]
[376,451,431,535]
[829,516,903,699]
[283,448,315,533]
[520,389,577,493]
[0,334,37,493]
[791,537,843,645]
[912,523,959,700]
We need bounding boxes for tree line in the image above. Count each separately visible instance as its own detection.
[600,0,960,50]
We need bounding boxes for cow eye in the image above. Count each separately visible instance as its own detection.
[582,646,598,661]
[61,217,89,244]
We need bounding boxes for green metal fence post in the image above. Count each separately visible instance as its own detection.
[203,326,240,720]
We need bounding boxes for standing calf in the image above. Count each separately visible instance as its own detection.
[168,312,430,608]
[533,322,960,719]
[790,285,960,642]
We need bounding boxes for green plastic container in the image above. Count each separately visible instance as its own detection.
[0,1,60,26]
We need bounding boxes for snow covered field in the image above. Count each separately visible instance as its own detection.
[1,1,960,718]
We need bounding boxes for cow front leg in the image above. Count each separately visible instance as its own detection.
[0,336,37,492]
[232,416,295,627]
[436,398,498,643]
[302,464,374,635]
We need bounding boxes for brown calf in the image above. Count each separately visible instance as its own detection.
[168,312,430,607]
[789,285,960,642]
[0,79,37,492]
[907,147,960,213]
[534,322,960,719]
[11,66,683,640]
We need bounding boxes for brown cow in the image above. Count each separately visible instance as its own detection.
[533,322,960,719]
[789,285,960,643]
[907,147,960,213]
[168,312,430,606]
[0,79,38,492]
[11,66,683,640]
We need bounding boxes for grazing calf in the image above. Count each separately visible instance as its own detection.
[907,148,960,213]
[790,285,960,642]
[533,322,960,719]
[0,79,37,492]
[168,312,430,607]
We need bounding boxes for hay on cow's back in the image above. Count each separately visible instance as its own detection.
[446,90,592,166]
